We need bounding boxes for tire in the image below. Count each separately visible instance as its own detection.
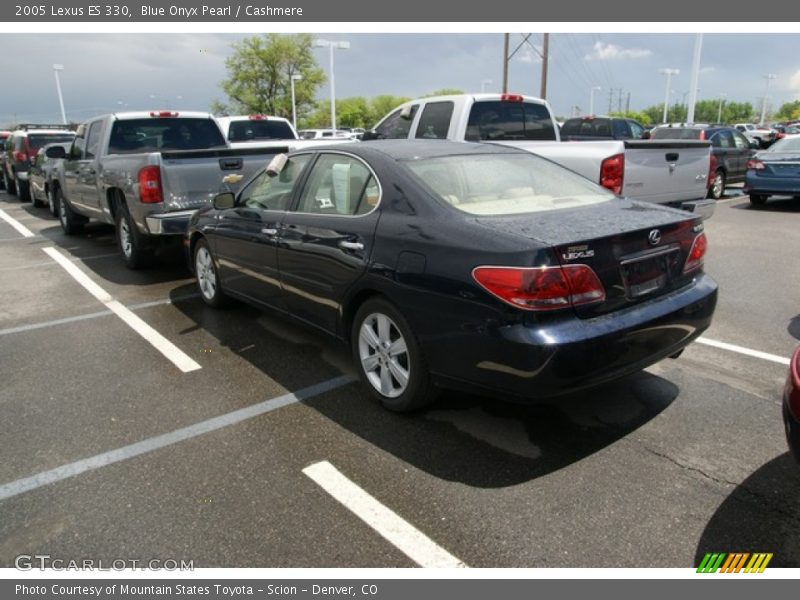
[4,170,16,195]
[47,186,58,217]
[749,193,768,206]
[30,182,42,208]
[15,175,30,202]
[194,238,227,308]
[707,169,726,200]
[351,297,438,413]
[115,202,153,269]
[57,188,86,234]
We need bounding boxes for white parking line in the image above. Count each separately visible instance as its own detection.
[0,208,35,237]
[0,252,119,272]
[697,336,791,366]
[0,375,354,502]
[42,246,201,373]
[303,461,467,568]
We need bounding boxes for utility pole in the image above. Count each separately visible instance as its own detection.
[540,33,549,99]
[608,89,614,114]
[502,33,509,93]
[617,88,623,112]
[625,92,631,114]
[760,74,777,126]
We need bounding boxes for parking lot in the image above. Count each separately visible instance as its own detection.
[0,185,798,569]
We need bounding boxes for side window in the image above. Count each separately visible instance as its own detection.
[733,132,750,150]
[612,120,629,139]
[297,154,376,216]
[629,121,645,139]
[238,154,311,211]
[415,101,454,140]
[85,121,103,159]
[374,106,418,140]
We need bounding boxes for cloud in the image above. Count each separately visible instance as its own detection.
[514,45,543,64]
[584,41,652,61]
[790,70,800,91]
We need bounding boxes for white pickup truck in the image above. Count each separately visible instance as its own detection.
[365,94,715,218]
[216,114,356,150]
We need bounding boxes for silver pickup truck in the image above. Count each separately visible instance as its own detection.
[365,94,715,219]
[47,111,286,268]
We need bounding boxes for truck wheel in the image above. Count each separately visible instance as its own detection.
[15,175,30,202]
[115,203,152,269]
[351,297,438,413]
[707,170,726,200]
[749,194,768,206]
[5,170,16,195]
[57,188,86,234]
[194,238,227,308]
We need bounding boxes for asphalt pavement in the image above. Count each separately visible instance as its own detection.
[0,186,798,568]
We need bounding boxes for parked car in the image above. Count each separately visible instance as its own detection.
[743,135,800,206]
[298,129,352,140]
[2,124,75,201]
[560,116,647,141]
[46,111,287,268]
[785,346,800,463]
[734,123,776,148]
[29,142,72,214]
[217,115,356,150]
[363,94,715,218]
[650,125,757,199]
[187,141,718,412]
[0,130,11,190]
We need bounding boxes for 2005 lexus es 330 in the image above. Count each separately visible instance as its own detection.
[187,141,718,412]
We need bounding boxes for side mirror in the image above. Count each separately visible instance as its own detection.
[213,192,235,210]
[361,130,381,141]
[641,131,651,140]
[46,146,67,159]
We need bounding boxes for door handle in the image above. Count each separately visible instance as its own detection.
[261,228,278,236]
[339,240,364,251]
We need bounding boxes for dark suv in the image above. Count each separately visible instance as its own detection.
[650,125,757,199]
[3,124,75,202]
[560,116,647,140]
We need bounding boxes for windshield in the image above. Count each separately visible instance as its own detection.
[465,101,557,141]
[561,118,612,138]
[766,137,800,153]
[108,118,226,154]
[227,119,295,141]
[404,153,615,215]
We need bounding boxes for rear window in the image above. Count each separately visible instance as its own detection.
[650,128,703,140]
[561,118,612,138]
[28,134,75,150]
[404,152,613,215]
[227,119,295,142]
[466,101,556,141]
[108,118,226,154]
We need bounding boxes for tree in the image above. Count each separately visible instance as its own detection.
[423,88,464,97]
[774,100,800,121]
[609,110,654,126]
[215,33,325,120]
[640,99,754,125]
[366,95,411,126]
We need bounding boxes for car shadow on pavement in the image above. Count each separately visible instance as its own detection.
[788,315,800,341]
[170,283,680,489]
[694,453,800,567]
[37,223,191,286]
[731,197,800,212]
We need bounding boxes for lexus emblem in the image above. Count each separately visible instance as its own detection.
[648,229,661,246]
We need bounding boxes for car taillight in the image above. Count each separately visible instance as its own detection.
[499,93,524,102]
[472,265,605,311]
[787,348,800,419]
[683,232,707,273]
[13,151,26,163]
[600,153,624,195]
[138,166,162,203]
[708,153,718,189]
[746,159,765,170]
[249,114,267,120]
[149,111,179,118]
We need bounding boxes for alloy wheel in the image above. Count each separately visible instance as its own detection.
[195,246,217,301]
[358,312,410,398]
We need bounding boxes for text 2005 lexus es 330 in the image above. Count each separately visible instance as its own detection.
[187,141,717,412]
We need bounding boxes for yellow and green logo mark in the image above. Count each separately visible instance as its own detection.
[697,553,773,573]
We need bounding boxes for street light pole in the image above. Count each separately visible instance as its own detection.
[760,74,777,126]
[314,39,350,134]
[589,86,601,115]
[53,64,66,124]
[659,68,680,124]
[290,74,302,131]
[717,93,727,123]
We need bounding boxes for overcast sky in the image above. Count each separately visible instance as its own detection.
[2,32,800,125]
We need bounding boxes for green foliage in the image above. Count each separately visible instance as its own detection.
[422,88,464,97]
[639,99,755,125]
[299,95,412,129]
[608,110,654,126]
[215,33,325,119]
[774,100,800,121]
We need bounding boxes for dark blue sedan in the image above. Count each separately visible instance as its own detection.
[744,136,800,205]
[187,141,718,412]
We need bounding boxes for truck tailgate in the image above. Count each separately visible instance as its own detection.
[159,146,288,211]
[622,140,711,204]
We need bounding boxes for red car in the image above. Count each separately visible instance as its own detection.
[785,347,800,462]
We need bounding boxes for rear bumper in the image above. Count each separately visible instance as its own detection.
[145,210,197,235]
[428,273,718,401]
[744,173,800,196]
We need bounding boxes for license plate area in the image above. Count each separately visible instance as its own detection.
[620,246,679,299]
